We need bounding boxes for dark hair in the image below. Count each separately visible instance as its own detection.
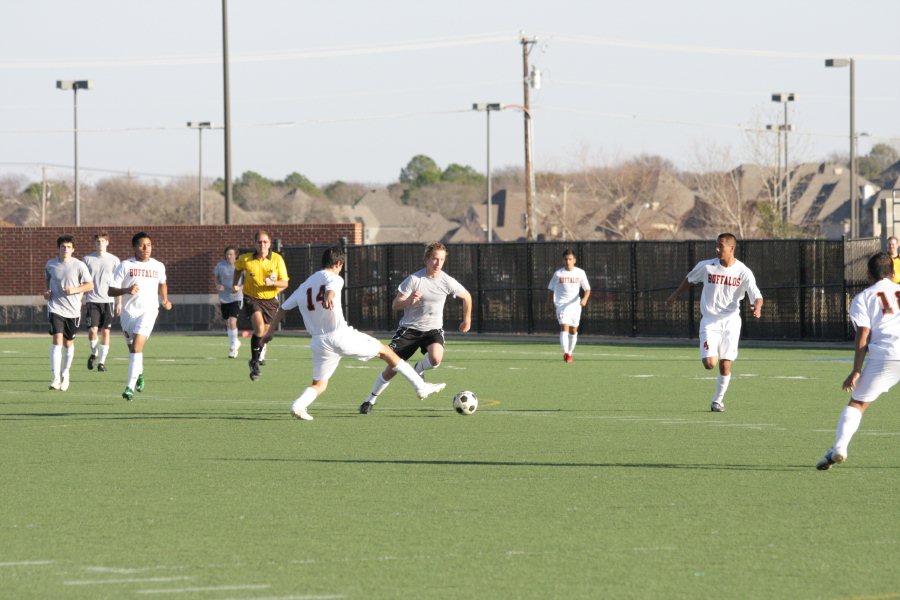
[717,233,737,246]
[423,241,447,260]
[56,235,75,248]
[255,230,270,243]
[868,252,894,280]
[563,248,575,258]
[94,231,110,241]
[224,245,237,256]
[322,246,346,268]
[131,231,151,247]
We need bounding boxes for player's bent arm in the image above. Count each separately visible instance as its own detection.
[107,285,126,297]
[580,289,591,306]
[665,279,692,305]
[457,289,472,332]
[158,283,172,310]
[391,292,411,312]
[752,297,763,319]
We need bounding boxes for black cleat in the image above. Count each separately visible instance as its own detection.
[97,363,107,372]
[87,354,96,370]
[359,401,374,414]
[249,360,261,381]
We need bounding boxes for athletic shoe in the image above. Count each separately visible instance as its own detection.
[49,377,61,391]
[417,382,446,400]
[816,449,846,471]
[97,363,107,372]
[292,407,314,421]
[710,401,725,412]
[249,360,261,381]
[87,354,96,370]
[122,387,135,401]
[135,373,145,393]
[60,372,70,392]
[228,347,239,359]
[359,401,374,415]
[564,353,574,363]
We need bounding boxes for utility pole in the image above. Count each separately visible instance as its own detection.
[521,34,538,240]
[222,0,233,224]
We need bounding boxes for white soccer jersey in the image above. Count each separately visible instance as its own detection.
[397,269,466,331]
[83,251,121,304]
[45,257,92,318]
[282,269,347,335]
[112,257,167,318]
[548,267,590,306]
[686,258,762,321]
[849,278,900,360]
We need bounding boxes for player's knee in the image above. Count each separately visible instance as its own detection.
[702,357,717,370]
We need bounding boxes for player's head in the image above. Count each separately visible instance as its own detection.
[889,236,899,257]
[423,242,447,275]
[224,245,237,259]
[94,231,110,251]
[131,231,151,248]
[255,230,272,256]
[322,246,345,269]
[56,234,75,249]
[563,248,576,269]
[423,242,446,261]
[131,232,152,261]
[868,252,894,281]
[716,233,737,248]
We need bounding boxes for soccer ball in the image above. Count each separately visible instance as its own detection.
[452,390,478,415]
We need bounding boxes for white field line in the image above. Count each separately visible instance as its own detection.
[136,584,271,595]
[219,596,345,600]
[0,560,55,567]
[64,576,193,586]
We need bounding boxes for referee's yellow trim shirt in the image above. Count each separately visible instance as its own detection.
[235,251,289,299]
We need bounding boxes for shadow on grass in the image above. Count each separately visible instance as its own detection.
[0,411,286,421]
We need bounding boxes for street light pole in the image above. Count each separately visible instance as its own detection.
[56,79,93,226]
[222,0,233,224]
[187,122,213,225]
[472,103,501,243]
[771,93,795,220]
[826,58,857,238]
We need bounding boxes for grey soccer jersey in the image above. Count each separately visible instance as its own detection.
[397,269,466,331]
[214,260,243,303]
[83,251,121,304]
[45,257,92,318]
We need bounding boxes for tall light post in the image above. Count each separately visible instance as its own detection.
[222,0,233,224]
[56,79,93,226]
[771,93,795,220]
[187,122,213,225]
[472,103,501,242]
[826,58,856,238]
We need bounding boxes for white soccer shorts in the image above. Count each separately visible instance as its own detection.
[698,316,741,361]
[120,309,159,343]
[556,302,582,327]
[851,358,900,403]
[310,326,382,382]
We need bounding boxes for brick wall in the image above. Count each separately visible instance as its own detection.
[0,223,363,296]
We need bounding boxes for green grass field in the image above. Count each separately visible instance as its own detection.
[2,333,899,599]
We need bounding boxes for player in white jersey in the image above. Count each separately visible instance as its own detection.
[666,233,763,412]
[817,253,900,470]
[83,232,121,372]
[108,232,173,401]
[548,248,591,363]
[214,246,243,358]
[359,241,471,414]
[262,247,446,421]
[44,235,94,391]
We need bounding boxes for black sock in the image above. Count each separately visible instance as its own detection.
[251,336,262,362]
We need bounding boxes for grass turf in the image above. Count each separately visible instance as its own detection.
[2,334,899,599]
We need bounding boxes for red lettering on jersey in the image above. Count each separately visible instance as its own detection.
[707,273,741,287]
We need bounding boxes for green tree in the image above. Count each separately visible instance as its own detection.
[399,155,441,187]
[283,172,323,197]
[858,143,899,182]
[441,163,484,185]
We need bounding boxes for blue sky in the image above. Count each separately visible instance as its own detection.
[1,0,898,186]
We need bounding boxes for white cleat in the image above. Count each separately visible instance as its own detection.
[60,372,70,392]
[710,401,725,413]
[417,382,447,400]
[228,347,239,359]
[49,377,61,391]
[292,408,314,421]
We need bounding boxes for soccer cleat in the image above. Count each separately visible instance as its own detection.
[49,377,61,391]
[710,401,725,412]
[228,347,239,359]
[122,387,135,401]
[87,354,96,370]
[564,353,574,363]
[135,373,145,393]
[359,401,374,415]
[97,363,107,372]
[292,407,314,421]
[816,449,846,471]
[249,360,261,381]
[60,373,70,392]
[417,382,446,400]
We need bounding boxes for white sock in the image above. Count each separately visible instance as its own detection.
[568,333,578,354]
[366,373,391,404]
[259,344,267,361]
[99,344,110,364]
[712,374,731,404]
[560,332,569,353]
[127,352,143,389]
[414,355,434,375]
[227,328,238,347]
[50,345,62,380]
[292,387,318,413]
[834,405,864,456]
[394,361,427,392]
[62,345,75,375]
[89,338,99,355]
